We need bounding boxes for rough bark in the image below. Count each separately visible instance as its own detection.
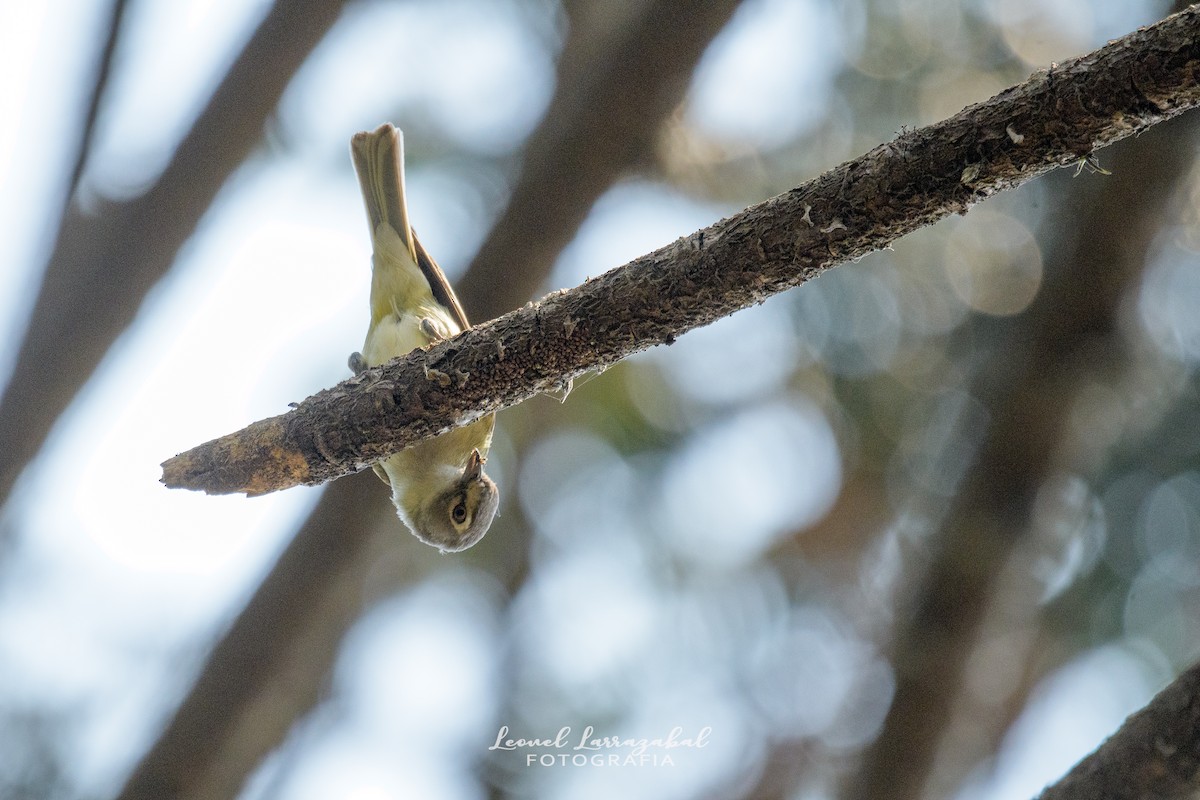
[1037,659,1200,800]
[118,4,737,799]
[163,7,1200,496]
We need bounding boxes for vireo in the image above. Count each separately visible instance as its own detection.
[348,123,498,552]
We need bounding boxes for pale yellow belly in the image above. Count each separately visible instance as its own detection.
[363,307,494,497]
[362,313,429,367]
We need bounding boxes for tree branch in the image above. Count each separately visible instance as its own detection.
[1037,659,1200,800]
[162,6,1200,496]
[69,0,130,194]
[119,6,741,799]
[456,0,742,317]
[843,111,1200,800]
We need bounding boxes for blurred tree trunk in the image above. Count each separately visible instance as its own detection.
[842,89,1200,800]
[458,0,742,315]
[0,0,350,511]
[115,3,742,799]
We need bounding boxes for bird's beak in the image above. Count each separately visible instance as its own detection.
[464,449,484,481]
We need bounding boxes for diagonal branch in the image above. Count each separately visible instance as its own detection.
[1037,659,1200,800]
[69,0,131,194]
[456,0,742,316]
[117,7,741,800]
[162,6,1200,497]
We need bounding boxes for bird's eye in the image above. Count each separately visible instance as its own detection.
[451,500,468,525]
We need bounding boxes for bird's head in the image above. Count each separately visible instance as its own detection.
[409,449,498,552]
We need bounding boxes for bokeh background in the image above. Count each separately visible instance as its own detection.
[2,0,1198,798]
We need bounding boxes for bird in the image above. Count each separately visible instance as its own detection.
[347,123,498,552]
